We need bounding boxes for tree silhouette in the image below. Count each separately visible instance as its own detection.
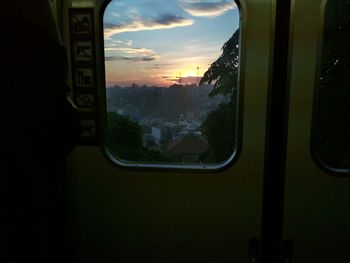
[200,29,240,99]
[107,112,171,163]
[200,29,239,163]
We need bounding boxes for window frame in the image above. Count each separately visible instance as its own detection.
[310,0,350,176]
[97,0,247,172]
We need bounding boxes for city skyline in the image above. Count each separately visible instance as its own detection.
[103,0,239,87]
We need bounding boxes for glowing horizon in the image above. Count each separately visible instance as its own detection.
[103,0,239,87]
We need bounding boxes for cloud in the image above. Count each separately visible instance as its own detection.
[162,75,201,84]
[104,37,134,50]
[162,76,180,82]
[180,0,237,17]
[105,47,155,55]
[125,40,133,46]
[153,64,163,69]
[149,63,172,70]
[105,46,160,62]
[104,14,194,36]
[105,56,158,62]
[106,40,133,47]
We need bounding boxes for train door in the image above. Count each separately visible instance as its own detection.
[282,0,350,262]
[63,0,274,262]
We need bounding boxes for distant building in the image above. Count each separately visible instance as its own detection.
[178,114,186,126]
[151,125,163,144]
[151,122,180,146]
[140,125,155,147]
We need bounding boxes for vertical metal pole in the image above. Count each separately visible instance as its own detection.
[261,0,292,262]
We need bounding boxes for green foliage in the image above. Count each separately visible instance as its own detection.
[107,112,171,163]
[201,102,236,163]
[200,29,240,163]
[200,29,239,99]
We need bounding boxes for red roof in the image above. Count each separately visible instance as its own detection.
[167,136,207,155]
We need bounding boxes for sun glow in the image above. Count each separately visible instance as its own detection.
[104,0,239,88]
[177,65,206,77]
[164,67,204,85]
[183,70,197,77]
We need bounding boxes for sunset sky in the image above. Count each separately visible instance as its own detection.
[103,0,239,87]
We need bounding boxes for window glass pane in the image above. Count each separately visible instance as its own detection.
[312,0,350,171]
[103,0,240,167]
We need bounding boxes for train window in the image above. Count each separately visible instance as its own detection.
[102,0,241,169]
[311,0,350,174]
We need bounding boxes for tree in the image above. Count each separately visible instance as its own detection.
[199,29,239,163]
[107,112,171,163]
[200,102,235,163]
[200,29,239,100]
